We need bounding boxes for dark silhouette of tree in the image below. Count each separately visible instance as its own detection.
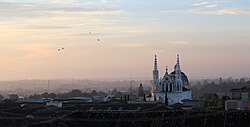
[9,94,18,100]
[67,89,82,97]
[202,93,219,108]
[218,95,230,109]
[97,91,107,96]
[27,89,110,99]
[91,90,97,96]
[111,89,124,98]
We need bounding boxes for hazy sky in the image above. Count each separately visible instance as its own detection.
[0,0,250,81]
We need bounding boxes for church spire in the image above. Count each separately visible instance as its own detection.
[176,54,180,70]
[153,55,159,80]
[152,55,159,94]
[175,54,183,91]
[154,55,158,70]
[177,54,179,63]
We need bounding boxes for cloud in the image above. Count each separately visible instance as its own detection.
[164,8,250,15]
[21,25,72,29]
[205,4,218,8]
[165,1,247,15]
[192,2,218,8]
[47,0,111,5]
[48,0,122,5]
[191,9,250,15]
[213,9,250,15]
[51,7,124,15]
[0,2,124,19]
[50,0,76,4]
[192,2,209,6]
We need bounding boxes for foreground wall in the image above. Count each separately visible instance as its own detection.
[2,110,250,127]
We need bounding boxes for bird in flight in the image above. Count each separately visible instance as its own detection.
[88,31,101,43]
[58,48,64,52]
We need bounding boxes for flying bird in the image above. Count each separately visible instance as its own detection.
[88,31,101,43]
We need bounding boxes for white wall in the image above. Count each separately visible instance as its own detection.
[153,91,192,105]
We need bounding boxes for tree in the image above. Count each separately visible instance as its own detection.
[97,91,107,96]
[91,90,97,96]
[218,95,230,109]
[67,89,82,97]
[48,93,57,99]
[9,94,18,100]
[111,89,124,98]
[202,93,219,108]
[111,89,118,95]
[0,95,4,101]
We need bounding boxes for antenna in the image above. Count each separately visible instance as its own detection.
[130,69,133,94]
[48,80,50,93]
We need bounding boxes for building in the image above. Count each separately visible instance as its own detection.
[46,101,63,108]
[225,87,250,110]
[182,99,204,109]
[150,55,192,105]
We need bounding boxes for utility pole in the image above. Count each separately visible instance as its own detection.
[48,80,50,93]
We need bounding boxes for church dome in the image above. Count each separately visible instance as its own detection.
[169,71,189,86]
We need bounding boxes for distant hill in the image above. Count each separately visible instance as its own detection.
[0,79,151,96]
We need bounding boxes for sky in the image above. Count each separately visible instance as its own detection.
[0,0,250,81]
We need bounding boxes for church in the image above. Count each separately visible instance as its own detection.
[150,55,192,105]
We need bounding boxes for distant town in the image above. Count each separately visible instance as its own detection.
[1,75,250,110]
[0,55,250,126]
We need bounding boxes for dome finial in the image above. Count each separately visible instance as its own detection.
[177,54,180,63]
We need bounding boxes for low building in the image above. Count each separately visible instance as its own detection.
[182,99,204,109]
[225,87,250,110]
[225,100,243,110]
[46,101,63,108]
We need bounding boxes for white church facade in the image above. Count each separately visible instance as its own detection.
[150,55,192,105]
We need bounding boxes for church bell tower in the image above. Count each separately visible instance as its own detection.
[152,55,159,93]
